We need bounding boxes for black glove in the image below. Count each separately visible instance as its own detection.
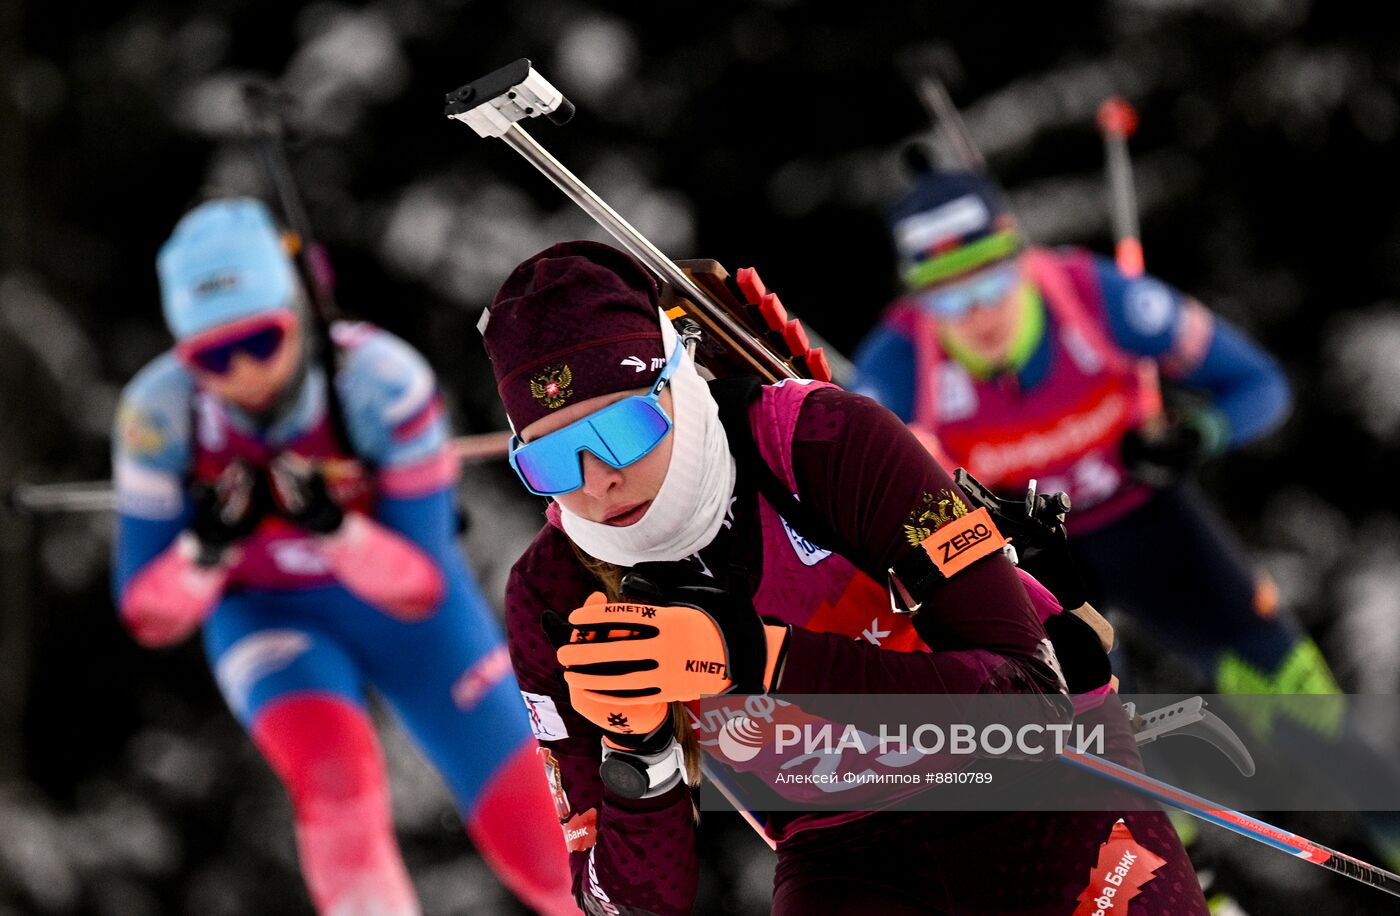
[951,469,1110,694]
[189,461,266,566]
[952,468,1088,609]
[1042,612,1113,694]
[1120,422,1209,493]
[269,455,345,535]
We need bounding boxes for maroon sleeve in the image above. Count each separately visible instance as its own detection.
[777,386,1056,694]
[506,527,699,916]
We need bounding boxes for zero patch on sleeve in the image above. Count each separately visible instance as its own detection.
[920,506,1007,578]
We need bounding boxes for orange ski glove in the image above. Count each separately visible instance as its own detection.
[542,603,671,751]
[555,562,789,706]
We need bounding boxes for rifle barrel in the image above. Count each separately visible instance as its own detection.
[500,123,797,383]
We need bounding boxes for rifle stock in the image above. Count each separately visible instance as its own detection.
[660,260,832,383]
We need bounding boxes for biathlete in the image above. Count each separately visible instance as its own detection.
[852,166,1400,876]
[851,168,1329,702]
[482,239,1210,914]
[112,197,577,915]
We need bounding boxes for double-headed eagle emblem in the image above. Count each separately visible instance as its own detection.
[530,364,574,409]
[903,488,969,546]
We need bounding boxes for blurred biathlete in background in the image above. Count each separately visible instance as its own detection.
[852,168,1328,702]
[851,168,1400,879]
[481,240,1209,915]
[111,198,578,915]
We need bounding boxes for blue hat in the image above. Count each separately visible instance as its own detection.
[157,198,298,340]
[888,170,1023,291]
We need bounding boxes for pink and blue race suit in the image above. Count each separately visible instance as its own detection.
[507,378,1206,915]
[858,248,1400,871]
[113,321,574,915]
[852,247,1315,686]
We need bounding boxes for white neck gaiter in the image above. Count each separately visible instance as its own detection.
[559,315,736,565]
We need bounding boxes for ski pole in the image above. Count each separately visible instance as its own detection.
[1096,96,1145,278]
[1061,747,1400,898]
[1096,95,1165,427]
[6,431,515,516]
[7,480,118,515]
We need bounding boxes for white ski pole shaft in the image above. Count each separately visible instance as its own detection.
[1097,97,1144,278]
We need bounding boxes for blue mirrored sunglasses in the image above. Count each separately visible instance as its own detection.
[509,336,684,497]
[915,261,1021,319]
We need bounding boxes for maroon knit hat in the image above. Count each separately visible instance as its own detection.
[482,240,668,430]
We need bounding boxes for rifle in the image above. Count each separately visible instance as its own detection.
[443,59,851,386]
[897,43,984,173]
[240,82,358,454]
[11,85,524,520]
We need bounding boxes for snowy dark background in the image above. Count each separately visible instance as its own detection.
[3,1,1400,913]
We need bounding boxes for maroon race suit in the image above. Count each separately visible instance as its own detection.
[506,383,1206,915]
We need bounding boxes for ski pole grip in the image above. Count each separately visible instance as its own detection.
[1097,96,1139,140]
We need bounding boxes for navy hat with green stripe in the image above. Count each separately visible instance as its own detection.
[889,170,1023,291]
